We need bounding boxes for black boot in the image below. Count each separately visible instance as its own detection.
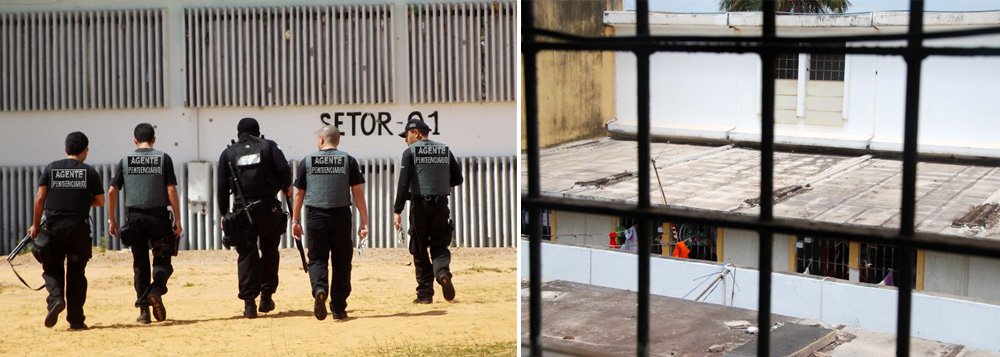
[412,296,432,304]
[313,290,328,321]
[243,299,258,319]
[439,274,456,302]
[136,307,151,324]
[44,300,66,328]
[148,287,166,322]
[259,293,275,313]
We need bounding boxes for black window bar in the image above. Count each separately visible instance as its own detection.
[522,1,1000,356]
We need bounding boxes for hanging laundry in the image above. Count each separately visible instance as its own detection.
[672,240,690,259]
[879,271,895,286]
[608,231,619,249]
[621,226,638,252]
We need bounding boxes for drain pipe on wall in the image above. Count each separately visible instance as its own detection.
[866,55,880,151]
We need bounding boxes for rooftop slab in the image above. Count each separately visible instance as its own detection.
[523,138,1000,239]
[520,280,798,356]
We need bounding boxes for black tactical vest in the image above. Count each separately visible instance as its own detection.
[410,139,451,197]
[303,149,352,208]
[122,149,169,209]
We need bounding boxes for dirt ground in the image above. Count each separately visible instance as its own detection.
[0,247,517,356]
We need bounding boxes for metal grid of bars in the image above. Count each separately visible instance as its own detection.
[408,1,515,103]
[775,52,799,79]
[184,5,394,107]
[859,242,916,285]
[796,236,850,279]
[522,1,1000,355]
[0,9,165,111]
[671,223,718,261]
[809,53,846,81]
[519,209,552,240]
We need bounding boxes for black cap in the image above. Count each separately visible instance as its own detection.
[398,118,431,138]
[237,117,260,136]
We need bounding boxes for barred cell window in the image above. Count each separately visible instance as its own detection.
[795,236,849,280]
[809,53,846,81]
[859,243,916,285]
[775,53,799,79]
[522,209,552,240]
[669,223,717,262]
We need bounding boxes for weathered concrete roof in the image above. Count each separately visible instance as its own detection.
[522,138,1000,239]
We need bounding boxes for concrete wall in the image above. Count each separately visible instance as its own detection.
[522,241,1000,351]
[607,14,1000,158]
[924,251,1000,303]
[550,213,1000,305]
[521,0,619,149]
[551,211,614,248]
[0,0,516,167]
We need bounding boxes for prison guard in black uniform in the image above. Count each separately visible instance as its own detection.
[110,147,178,323]
[32,132,104,329]
[217,118,292,318]
[294,148,364,320]
[393,119,463,303]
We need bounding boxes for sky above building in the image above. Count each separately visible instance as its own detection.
[623,0,1000,13]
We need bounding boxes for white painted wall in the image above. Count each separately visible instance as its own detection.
[607,13,1000,158]
[523,241,1000,351]
[0,0,516,167]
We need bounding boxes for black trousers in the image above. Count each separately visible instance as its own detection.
[235,199,286,301]
[40,216,92,325]
[408,199,452,298]
[126,208,174,308]
[305,206,353,312]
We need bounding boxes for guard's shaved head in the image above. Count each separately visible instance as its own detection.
[317,125,341,146]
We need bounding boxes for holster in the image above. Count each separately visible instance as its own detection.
[31,223,50,264]
[152,211,179,257]
[152,235,178,257]
[222,209,248,248]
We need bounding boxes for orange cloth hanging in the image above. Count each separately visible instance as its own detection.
[672,241,690,259]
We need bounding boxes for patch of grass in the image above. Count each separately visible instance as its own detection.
[360,337,514,357]
[182,282,198,288]
[461,265,516,274]
[96,235,109,254]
